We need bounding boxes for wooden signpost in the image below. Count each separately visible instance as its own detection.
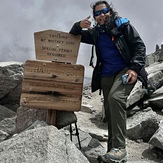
[20,29,83,126]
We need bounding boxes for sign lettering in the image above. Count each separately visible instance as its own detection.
[34,30,81,63]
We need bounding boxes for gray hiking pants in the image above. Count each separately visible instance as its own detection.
[101,68,135,151]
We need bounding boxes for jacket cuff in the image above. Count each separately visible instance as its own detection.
[129,63,142,74]
[76,21,82,30]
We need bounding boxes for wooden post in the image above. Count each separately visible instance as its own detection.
[47,110,57,126]
[20,30,83,127]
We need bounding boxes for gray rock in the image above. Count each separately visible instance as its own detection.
[16,106,79,132]
[127,109,159,141]
[0,126,90,163]
[146,62,163,76]
[16,106,47,133]
[64,128,92,149]
[0,105,16,121]
[64,128,105,163]
[127,161,153,163]
[145,45,163,66]
[148,86,163,109]
[0,62,23,97]
[147,70,163,89]
[149,123,163,150]
[56,111,77,129]
[0,62,23,111]
[126,81,145,108]
[25,120,48,131]
[81,104,93,113]
[0,116,17,135]
[83,138,105,163]
[0,130,9,142]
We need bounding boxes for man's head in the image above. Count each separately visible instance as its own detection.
[92,1,114,26]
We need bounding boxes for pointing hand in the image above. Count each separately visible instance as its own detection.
[80,15,92,29]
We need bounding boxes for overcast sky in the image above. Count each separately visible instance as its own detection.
[1,0,163,79]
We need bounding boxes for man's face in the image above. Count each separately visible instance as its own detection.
[94,4,110,26]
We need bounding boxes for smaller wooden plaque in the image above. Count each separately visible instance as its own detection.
[34,30,81,64]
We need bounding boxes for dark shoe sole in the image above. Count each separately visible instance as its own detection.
[97,156,111,163]
[97,155,127,163]
[109,156,127,163]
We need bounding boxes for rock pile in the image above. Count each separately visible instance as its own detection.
[0,45,163,162]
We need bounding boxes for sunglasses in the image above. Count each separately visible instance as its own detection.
[94,8,109,17]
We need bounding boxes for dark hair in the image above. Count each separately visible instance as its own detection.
[91,0,117,18]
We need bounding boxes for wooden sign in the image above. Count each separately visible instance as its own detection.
[20,60,84,111]
[34,30,81,64]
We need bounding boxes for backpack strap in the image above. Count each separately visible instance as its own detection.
[89,45,95,68]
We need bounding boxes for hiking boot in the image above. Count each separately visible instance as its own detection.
[97,148,127,163]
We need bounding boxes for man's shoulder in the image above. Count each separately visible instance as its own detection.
[115,17,130,28]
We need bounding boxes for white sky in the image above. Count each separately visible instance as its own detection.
[0,0,163,79]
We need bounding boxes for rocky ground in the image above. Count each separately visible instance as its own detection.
[75,90,163,163]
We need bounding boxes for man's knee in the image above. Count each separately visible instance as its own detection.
[108,91,126,105]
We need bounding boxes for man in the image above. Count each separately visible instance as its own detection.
[70,1,147,162]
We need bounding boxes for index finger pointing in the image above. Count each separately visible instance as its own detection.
[86,15,91,20]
